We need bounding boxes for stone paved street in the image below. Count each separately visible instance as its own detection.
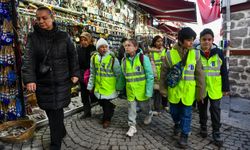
[1,98,250,150]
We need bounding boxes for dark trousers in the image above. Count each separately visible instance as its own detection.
[80,82,97,113]
[98,99,115,121]
[45,109,66,150]
[170,102,192,135]
[162,96,168,107]
[153,90,162,112]
[198,96,221,132]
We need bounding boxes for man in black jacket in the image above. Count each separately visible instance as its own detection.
[77,32,97,119]
[22,6,79,150]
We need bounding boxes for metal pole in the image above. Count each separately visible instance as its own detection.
[225,0,232,117]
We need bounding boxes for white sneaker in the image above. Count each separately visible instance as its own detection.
[144,112,153,125]
[126,126,137,137]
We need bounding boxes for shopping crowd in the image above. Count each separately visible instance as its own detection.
[22,6,230,150]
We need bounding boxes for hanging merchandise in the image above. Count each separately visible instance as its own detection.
[0,0,22,122]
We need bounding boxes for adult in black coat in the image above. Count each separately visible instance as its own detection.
[77,32,97,119]
[22,7,79,150]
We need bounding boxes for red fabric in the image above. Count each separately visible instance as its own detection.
[197,0,221,24]
[204,50,210,59]
[83,69,90,86]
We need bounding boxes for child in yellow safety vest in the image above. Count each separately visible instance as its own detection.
[196,28,230,147]
[148,35,169,115]
[121,39,154,137]
[87,38,122,129]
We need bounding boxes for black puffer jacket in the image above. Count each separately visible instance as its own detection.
[22,24,80,110]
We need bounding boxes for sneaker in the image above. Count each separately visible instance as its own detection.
[126,126,137,137]
[213,132,223,147]
[178,133,188,148]
[152,111,161,116]
[174,124,181,136]
[144,112,153,125]
[200,127,208,138]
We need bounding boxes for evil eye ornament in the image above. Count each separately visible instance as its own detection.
[3,97,10,105]
[7,107,16,120]
[1,32,14,45]
[7,71,16,86]
[0,2,12,20]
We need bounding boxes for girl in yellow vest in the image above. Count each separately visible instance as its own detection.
[87,38,122,128]
[196,29,230,147]
[160,27,206,148]
[148,35,169,115]
[121,39,154,137]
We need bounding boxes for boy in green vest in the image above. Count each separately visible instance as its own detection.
[196,29,230,146]
[160,27,205,148]
[121,39,154,137]
[87,38,122,128]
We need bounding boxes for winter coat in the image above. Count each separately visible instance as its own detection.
[76,44,96,82]
[159,43,205,101]
[120,49,154,98]
[22,24,80,110]
[87,50,122,99]
[196,44,230,92]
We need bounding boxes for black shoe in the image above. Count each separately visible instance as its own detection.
[213,132,223,147]
[200,127,208,138]
[178,133,188,148]
[79,112,91,119]
[174,124,181,136]
[62,128,67,138]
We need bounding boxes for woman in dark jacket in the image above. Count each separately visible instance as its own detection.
[77,32,97,119]
[22,6,79,150]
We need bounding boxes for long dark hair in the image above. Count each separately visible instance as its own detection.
[150,35,163,47]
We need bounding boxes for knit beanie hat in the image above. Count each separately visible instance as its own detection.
[96,38,109,50]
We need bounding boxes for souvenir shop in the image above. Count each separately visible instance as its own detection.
[0,0,172,141]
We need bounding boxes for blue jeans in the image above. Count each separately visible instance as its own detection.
[128,99,152,127]
[170,102,192,135]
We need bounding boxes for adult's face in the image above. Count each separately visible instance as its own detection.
[36,10,54,30]
[200,34,214,51]
[80,37,91,48]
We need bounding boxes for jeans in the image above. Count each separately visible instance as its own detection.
[128,99,152,127]
[170,102,192,135]
[198,96,221,132]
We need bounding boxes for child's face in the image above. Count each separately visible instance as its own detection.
[124,41,137,55]
[155,38,163,49]
[182,38,194,49]
[200,34,214,51]
[98,45,108,56]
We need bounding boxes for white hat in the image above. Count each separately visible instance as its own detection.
[96,38,109,50]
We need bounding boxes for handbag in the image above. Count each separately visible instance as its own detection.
[38,39,54,74]
[167,50,189,88]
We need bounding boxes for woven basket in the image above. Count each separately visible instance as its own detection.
[0,120,36,143]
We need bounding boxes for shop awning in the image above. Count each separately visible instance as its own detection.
[158,23,179,35]
[128,0,197,23]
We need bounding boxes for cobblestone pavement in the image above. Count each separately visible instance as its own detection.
[1,98,250,150]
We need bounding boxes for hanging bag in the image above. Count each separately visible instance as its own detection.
[166,50,189,88]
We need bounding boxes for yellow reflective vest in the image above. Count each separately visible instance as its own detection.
[122,55,147,101]
[93,54,116,96]
[201,54,223,100]
[149,48,166,79]
[166,49,199,106]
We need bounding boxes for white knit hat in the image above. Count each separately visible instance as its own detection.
[96,38,109,50]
